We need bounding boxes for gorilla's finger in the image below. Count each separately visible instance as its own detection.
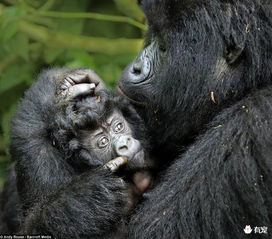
[83,70,103,84]
[62,70,106,93]
[66,83,96,100]
[84,73,106,93]
[72,69,104,85]
[60,76,76,90]
[81,70,106,92]
[104,157,128,172]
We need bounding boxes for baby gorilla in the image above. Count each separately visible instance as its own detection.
[0,68,153,236]
[53,69,153,195]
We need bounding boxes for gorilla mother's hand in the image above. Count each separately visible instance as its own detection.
[103,157,152,210]
[57,68,106,102]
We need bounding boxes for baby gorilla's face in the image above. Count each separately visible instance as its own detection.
[81,110,146,170]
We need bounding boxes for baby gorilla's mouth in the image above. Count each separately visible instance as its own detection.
[125,149,146,170]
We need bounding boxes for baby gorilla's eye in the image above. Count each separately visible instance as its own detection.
[98,136,109,148]
[114,122,124,133]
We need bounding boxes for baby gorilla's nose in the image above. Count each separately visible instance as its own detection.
[115,135,131,155]
[114,135,139,159]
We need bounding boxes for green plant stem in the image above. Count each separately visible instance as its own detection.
[34,11,147,31]
[19,21,143,55]
[39,0,55,11]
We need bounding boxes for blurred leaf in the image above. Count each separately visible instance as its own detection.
[3,32,29,60]
[98,63,122,88]
[0,82,28,114]
[54,0,88,35]
[0,4,4,15]
[0,54,17,73]
[39,0,55,11]
[0,136,4,152]
[1,21,18,40]
[0,5,27,40]
[65,50,98,69]
[114,0,144,21]
[2,6,24,21]
[0,65,31,94]
[23,0,51,9]
[43,47,64,63]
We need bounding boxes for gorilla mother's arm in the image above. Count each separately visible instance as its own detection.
[11,69,127,238]
[128,87,272,239]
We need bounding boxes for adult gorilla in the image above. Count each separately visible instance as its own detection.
[118,0,272,238]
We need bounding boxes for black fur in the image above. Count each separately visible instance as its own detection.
[118,0,272,238]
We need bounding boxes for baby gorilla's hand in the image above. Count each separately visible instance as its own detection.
[57,68,106,102]
[104,156,129,172]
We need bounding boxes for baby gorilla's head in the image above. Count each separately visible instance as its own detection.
[53,90,151,173]
[80,109,145,169]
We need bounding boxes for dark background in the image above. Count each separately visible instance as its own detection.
[0,0,146,189]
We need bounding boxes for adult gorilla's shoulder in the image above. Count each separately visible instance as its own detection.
[118,0,272,238]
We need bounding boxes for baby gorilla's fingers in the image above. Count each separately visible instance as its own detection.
[65,83,96,100]
[104,157,128,172]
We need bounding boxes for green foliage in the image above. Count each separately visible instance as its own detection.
[0,0,145,188]
[114,0,144,21]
